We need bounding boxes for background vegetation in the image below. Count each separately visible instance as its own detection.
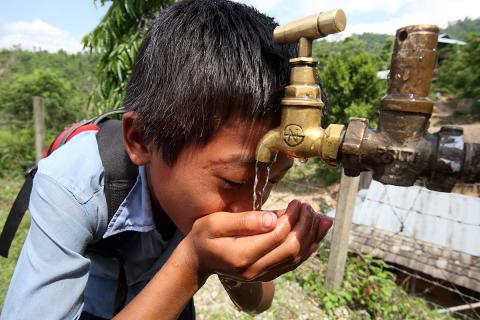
[0,50,97,174]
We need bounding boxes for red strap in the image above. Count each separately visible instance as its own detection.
[64,123,100,142]
[44,123,100,158]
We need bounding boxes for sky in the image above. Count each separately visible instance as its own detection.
[0,0,479,53]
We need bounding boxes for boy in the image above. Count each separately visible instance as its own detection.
[1,0,333,319]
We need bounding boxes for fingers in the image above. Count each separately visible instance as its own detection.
[238,203,316,279]
[206,199,302,238]
[315,215,334,242]
[208,200,302,270]
[255,243,320,282]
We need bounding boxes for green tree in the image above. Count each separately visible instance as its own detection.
[0,48,97,117]
[436,33,480,103]
[318,48,385,126]
[454,33,480,101]
[0,69,76,131]
[83,0,174,113]
[442,17,480,41]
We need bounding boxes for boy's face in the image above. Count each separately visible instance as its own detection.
[145,117,293,234]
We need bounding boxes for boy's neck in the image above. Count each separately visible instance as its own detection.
[145,165,177,240]
[151,194,177,241]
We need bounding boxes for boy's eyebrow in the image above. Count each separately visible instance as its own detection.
[209,154,257,167]
[208,155,294,172]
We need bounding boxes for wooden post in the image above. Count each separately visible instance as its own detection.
[325,169,360,290]
[33,96,45,163]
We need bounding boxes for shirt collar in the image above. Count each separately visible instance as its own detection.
[103,166,156,238]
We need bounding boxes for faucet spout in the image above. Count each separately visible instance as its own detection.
[256,129,281,163]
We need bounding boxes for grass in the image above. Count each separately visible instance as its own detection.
[0,177,29,312]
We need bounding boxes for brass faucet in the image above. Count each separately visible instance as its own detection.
[255,9,347,165]
[257,14,480,192]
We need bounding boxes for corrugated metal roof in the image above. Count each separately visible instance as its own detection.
[328,181,480,256]
[439,33,467,45]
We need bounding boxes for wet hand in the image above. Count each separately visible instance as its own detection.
[236,200,333,282]
[180,199,333,283]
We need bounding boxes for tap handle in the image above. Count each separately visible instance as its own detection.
[273,9,346,45]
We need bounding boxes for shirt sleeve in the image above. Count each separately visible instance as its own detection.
[1,172,101,320]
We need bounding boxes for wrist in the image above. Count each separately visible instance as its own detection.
[172,237,210,288]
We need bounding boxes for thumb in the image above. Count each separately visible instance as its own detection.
[206,210,277,238]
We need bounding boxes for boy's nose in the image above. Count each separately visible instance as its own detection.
[226,189,254,212]
[228,199,254,213]
[227,185,273,213]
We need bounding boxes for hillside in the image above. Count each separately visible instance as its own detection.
[442,17,480,40]
[0,49,97,117]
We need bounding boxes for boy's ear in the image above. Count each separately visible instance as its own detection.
[122,111,152,165]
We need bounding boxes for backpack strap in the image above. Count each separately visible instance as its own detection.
[95,119,139,221]
[90,119,140,314]
[0,167,37,257]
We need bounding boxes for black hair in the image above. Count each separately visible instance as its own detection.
[124,0,296,164]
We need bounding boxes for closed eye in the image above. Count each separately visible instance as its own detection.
[221,178,244,189]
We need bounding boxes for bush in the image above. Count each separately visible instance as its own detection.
[0,126,36,177]
[435,33,480,103]
[316,37,387,127]
[287,245,453,319]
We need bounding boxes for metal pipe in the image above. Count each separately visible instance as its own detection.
[255,13,480,193]
[341,25,480,192]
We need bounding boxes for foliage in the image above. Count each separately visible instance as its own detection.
[0,49,96,176]
[0,69,76,130]
[0,49,98,115]
[83,0,174,113]
[441,17,480,41]
[287,245,453,319]
[0,127,36,176]
[320,39,385,124]
[436,33,480,103]
[315,36,387,127]
[0,68,80,176]
[315,33,393,70]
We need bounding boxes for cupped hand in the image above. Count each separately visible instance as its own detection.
[181,199,333,283]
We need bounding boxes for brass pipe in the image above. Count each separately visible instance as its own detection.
[341,25,480,192]
[273,9,346,44]
[298,37,312,58]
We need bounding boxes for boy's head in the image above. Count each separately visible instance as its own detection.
[124,0,295,165]
[123,0,295,232]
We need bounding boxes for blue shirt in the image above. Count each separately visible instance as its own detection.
[1,130,193,319]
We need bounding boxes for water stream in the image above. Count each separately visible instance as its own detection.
[253,152,278,211]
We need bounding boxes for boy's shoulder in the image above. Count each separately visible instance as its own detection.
[37,130,105,204]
